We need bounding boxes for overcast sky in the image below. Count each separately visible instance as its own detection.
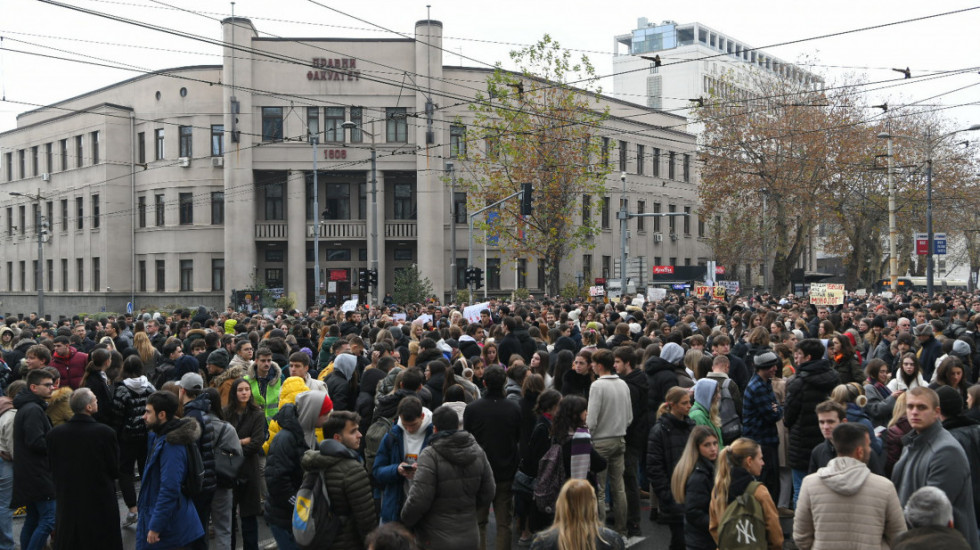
[1,0,978,134]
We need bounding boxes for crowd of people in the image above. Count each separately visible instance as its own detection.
[0,289,978,550]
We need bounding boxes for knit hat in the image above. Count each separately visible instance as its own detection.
[207,348,230,369]
[914,323,934,337]
[951,339,972,358]
[320,393,335,417]
[753,351,780,370]
[661,342,685,365]
[936,385,963,418]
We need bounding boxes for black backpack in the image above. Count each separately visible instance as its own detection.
[181,442,205,498]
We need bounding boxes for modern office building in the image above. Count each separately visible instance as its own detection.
[0,18,710,317]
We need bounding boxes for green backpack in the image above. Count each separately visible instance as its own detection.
[717,481,767,550]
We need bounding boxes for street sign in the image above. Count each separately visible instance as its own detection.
[915,233,929,255]
[652,265,674,275]
[715,266,726,275]
[126,302,133,314]
[934,233,947,255]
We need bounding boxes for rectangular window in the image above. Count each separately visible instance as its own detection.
[60,200,68,231]
[155,194,165,226]
[6,262,12,292]
[685,258,692,266]
[455,258,468,291]
[668,151,676,179]
[61,259,68,292]
[179,126,192,157]
[91,194,100,229]
[453,192,467,224]
[307,107,320,142]
[518,258,527,289]
[393,248,413,261]
[602,255,611,279]
[91,131,100,164]
[637,201,645,231]
[32,261,37,291]
[683,153,691,182]
[156,260,165,292]
[487,258,501,290]
[358,182,367,220]
[212,259,224,291]
[211,192,224,224]
[76,258,84,292]
[324,107,344,142]
[327,249,351,262]
[180,260,193,291]
[582,194,591,223]
[75,136,84,168]
[47,260,53,292]
[45,143,52,174]
[18,205,25,236]
[669,204,677,233]
[262,107,283,142]
[18,150,25,179]
[210,125,224,156]
[31,146,39,177]
[137,132,146,164]
[322,183,349,220]
[46,201,52,231]
[601,196,610,229]
[4,152,11,181]
[669,257,677,267]
[265,183,284,220]
[138,196,147,228]
[75,197,83,230]
[637,144,645,175]
[450,124,466,158]
[654,202,661,232]
[386,108,408,143]
[349,107,363,143]
[138,260,146,292]
[684,206,691,234]
[4,207,10,235]
[619,140,627,171]
[393,182,416,220]
[178,193,193,224]
[154,129,165,160]
[20,261,26,292]
[265,268,283,288]
[92,257,100,292]
[698,214,705,237]
[653,148,661,177]
[601,137,610,167]
[265,249,284,263]
[60,139,68,171]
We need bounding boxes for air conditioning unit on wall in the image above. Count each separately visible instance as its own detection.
[178,157,191,168]
[653,233,663,243]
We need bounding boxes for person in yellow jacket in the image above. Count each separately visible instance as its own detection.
[263,376,323,454]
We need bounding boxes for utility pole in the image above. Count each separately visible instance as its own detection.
[618,172,629,297]
[447,161,457,299]
[312,134,320,309]
[10,190,46,317]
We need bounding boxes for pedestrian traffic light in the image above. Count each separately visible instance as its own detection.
[474,267,484,290]
[368,269,378,287]
[520,183,533,216]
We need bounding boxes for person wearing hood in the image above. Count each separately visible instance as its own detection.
[915,323,944,382]
[300,410,376,550]
[794,423,906,550]
[112,356,156,526]
[937,385,980,529]
[401,406,495,550]
[12,369,56,550]
[0,327,14,353]
[328,353,359,412]
[43,366,73,428]
[264,390,333,550]
[644,342,692,425]
[245,347,283,423]
[689,378,724,450]
[374,396,434,524]
[459,325,484,363]
[206,348,246,409]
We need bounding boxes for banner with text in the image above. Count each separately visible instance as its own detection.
[809,283,845,305]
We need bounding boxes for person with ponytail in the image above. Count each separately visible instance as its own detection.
[830,383,882,456]
[80,347,114,426]
[646,386,694,549]
[709,437,783,550]
[529,479,625,550]
[670,426,718,550]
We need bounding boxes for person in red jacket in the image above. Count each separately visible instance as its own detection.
[51,336,87,390]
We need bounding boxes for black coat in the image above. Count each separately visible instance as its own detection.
[11,387,54,507]
[46,414,122,550]
[521,415,551,477]
[264,404,309,527]
[463,392,522,481]
[561,370,592,399]
[622,369,649,453]
[784,359,841,470]
[807,439,885,476]
[644,355,678,420]
[943,414,980,529]
[727,353,751,392]
[497,333,524,366]
[646,412,694,521]
[182,393,218,493]
[684,456,716,550]
[82,374,114,427]
[226,406,267,517]
[459,339,482,362]
[516,330,537,363]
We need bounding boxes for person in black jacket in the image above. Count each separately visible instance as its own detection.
[177,372,217,550]
[463,365,521,550]
[327,353,359,412]
[669,425,718,550]
[497,317,524,367]
[936,385,980,529]
[459,324,484,362]
[112,356,155,526]
[785,338,841,507]
[11,369,56,550]
[518,389,561,536]
[646,386,694,548]
[614,346,648,537]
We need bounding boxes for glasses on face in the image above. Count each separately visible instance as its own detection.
[36,382,54,388]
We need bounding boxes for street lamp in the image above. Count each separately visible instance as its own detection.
[10,190,46,317]
[342,119,378,306]
[877,124,980,298]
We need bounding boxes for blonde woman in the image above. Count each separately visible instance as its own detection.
[669,426,718,550]
[689,378,723,449]
[708,438,783,550]
[133,331,161,377]
[529,479,625,550]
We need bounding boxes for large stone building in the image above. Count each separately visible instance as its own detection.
[0,18,709,317]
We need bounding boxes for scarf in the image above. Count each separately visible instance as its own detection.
[569,427,592,480]
[873,380,892,398]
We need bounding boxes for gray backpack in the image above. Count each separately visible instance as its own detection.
[719,378,742,444]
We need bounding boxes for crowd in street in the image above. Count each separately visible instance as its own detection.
[0,289,979,550]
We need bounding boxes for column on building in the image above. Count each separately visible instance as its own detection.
[367,170,386,303]
[287,171,307,309]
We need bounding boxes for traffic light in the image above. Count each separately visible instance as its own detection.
[520,183,533,216]
[40,217,50,243]
[358,268,368,295]
[368,269,378,287]
[473,267,484,290]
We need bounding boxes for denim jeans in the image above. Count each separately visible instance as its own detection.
[792,468,807,508]
[594,437,627,535]
[268,522,299,550]
[0,460,12,550]
[21,499,55,550]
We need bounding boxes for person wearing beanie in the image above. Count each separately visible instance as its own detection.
[937,385,980,529]
[206,348,246,409]
[689,378,723,450]
[931,340,975,385]
[914,323,943,382]
[743,351,784,502]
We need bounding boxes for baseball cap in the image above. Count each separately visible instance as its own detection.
[177,372,204,391]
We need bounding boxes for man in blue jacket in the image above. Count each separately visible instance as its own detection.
[137,391,205,550]
[373,396,433,524]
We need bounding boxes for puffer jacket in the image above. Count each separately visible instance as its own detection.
[622,369,650,453]
[11,387,54,507]
[263,377,321,455]
[181,393,217,493]
[785,359,841,470]
[794,456,906,550]
[263,403,310,527]
[111,376,155,442]
[684,456,715,550]
[400,430,496,550]
[46,387,73,427]
[644,355,679,419]
[373,420,434,523]
[943,414,980,529]
[646,412,694,521]
[831,355,864,385]
[300,441,377,550]
[50,346,87,389]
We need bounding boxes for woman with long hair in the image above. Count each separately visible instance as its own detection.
[828,334,863,384]
[863,359,896,427]
[562,350,594,399]
[516,388,563,543]
[689,378,723,449]
[482,342,504,370]
[529,479,625,550]
[931,356,972,403]
[887,352,927,392]
[552,349,574,395]
[223,378,268,550]
[132,331,160,377]
[646,387,694,550]
[530,350,552,389]
[708,438,783,549]
[967,385,980,423]
[670,426,719,550]
[883,392,910,477]
[550,395,606,488]
[80,348,114,425]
